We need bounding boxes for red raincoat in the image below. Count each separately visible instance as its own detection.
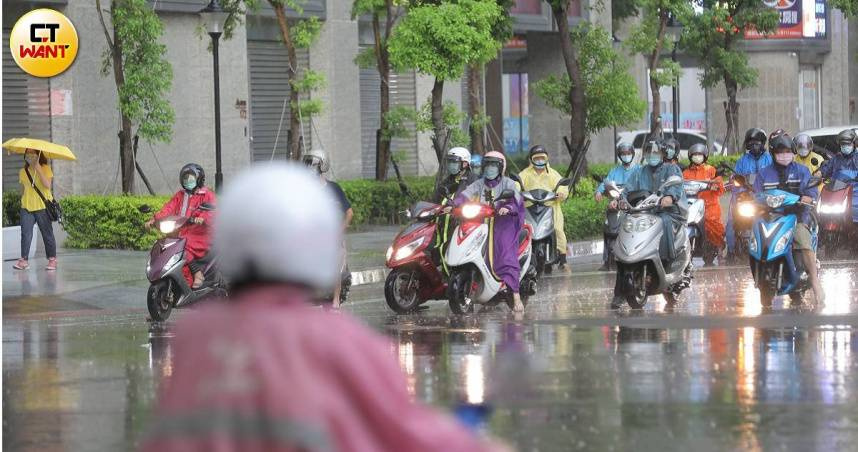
[683,164,725,248]
[141,286,503,452]
[153,188,216,260]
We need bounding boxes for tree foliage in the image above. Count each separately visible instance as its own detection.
[534,24,646,135]
[830,0,858,17]
[388,0,504,80]
[98,0,174,143]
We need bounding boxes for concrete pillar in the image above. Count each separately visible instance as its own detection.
[311,0,362,180]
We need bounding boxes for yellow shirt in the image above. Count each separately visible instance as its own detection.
[19,164,54,212]
[795,151,824,176]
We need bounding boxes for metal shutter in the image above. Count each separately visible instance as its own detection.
[358,50,418,178]
[2,29,52,189]
[247,40,311,162]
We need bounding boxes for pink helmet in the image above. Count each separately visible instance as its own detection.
[483,151,506,176]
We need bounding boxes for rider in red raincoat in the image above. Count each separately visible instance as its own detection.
[146,164,216,288]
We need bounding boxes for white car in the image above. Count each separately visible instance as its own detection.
[799,125,858,158]
[616,129,724,160]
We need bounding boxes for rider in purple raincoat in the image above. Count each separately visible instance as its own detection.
[453,151,526,311]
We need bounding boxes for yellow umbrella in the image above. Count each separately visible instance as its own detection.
[2,138,77,161]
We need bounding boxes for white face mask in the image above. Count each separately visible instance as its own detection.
[691,155,705,165]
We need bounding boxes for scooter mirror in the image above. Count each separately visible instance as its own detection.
[556,178,572,188]
[138,205,152,214]
[807,176,823,188]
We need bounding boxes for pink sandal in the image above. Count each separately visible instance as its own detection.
[13,258,29,270]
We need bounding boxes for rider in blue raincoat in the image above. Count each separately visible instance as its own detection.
[726,128,773,260]
[819,129,858,223]
[751,134,823,302]
[596,142,639,270]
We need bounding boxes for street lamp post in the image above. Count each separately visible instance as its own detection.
[672,44,679,135]
[199,0,229,192]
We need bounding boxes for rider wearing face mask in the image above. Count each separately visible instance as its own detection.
[753,134,824,302]
[609,141,685,308]
[435,147,475,203]
[793,134,824,176]
[519,145,570,269]
[595,142,639,271]
[727,128,774,260]
[683,143,726,260]
[146,164,217,289]
[819,128,858,225]
[454,151,526,312]
[662,138,680,165]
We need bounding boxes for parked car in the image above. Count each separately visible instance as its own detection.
[800,125,858,159]
[616,129,724,161]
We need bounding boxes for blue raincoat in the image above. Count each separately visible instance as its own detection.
[596,164,639,194]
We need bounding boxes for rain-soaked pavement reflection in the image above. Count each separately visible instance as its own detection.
[3,263,858,450]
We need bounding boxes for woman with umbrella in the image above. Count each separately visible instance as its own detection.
[4,138,76,271]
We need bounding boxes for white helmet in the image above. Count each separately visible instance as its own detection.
[302,148,330,173]
[447,147,471,163]
[214,162,341,290]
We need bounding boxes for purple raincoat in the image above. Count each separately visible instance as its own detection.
[455,176,525,292]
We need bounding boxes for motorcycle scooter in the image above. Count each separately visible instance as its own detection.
[683,175,725,266]
[445,189,538,314]
[521,178,572,276]
[733,174,822,306]
[140,204,227,321]
[817,170,857,258]
[384,200,448,313]
[722,164,757,264]
[607,177,694,308]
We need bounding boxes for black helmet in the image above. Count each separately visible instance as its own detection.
[529,145,548,161]
[688,143,709,162]
[768,129,786,152]
[180,163,205,192]
[770,134,795,154]
[836,128,857,145]
[794,134,814,156]
[744,128,767,149]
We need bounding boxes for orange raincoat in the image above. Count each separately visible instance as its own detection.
[683,163,725,249]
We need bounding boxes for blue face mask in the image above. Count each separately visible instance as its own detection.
[665,148,677,160]
[619,154,633,164]
[183,177,197,191]
[533,160,547,169]
[484,166,500,180]
[647,154,663,167]
[842,145,855,156]
[447,162,461,175]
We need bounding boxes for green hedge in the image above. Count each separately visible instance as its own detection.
[339,177,435,225]
[61,195,170,250]
[3,191,21,227]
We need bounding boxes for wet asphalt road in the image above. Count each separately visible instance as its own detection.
[4,261,858,451]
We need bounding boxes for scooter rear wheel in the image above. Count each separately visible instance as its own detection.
[147,280,175,322]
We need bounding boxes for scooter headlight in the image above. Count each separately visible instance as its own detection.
[386,246,394,262]
[622,216,657,232]
[461,204,482,219]
[163,253,181,271]
[159,220,177,234]
[772,231,793,255]
[622,217,635,233]
[818,198,848,214]
[738,202,756,218]
[765,194,786,209]
[393,237,425,261]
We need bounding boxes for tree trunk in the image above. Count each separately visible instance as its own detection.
[272,4,303,160]
[430,78,447,163]
[724,75,741,154]
[110,5,135,194]
[467,64,485,155]
[374,14,392,180]
[648,13,669,138]
[551,5,587,175]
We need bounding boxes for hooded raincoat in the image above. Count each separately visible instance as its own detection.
[518,163,569,254]
[142,286,501,452]
[154,187,217,261]
[455,176,525,292]
[624,162,686,261]
[683,163,726,248]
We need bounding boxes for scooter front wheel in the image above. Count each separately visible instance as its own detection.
[448,271,475,314]
[384,269,422,313]
[147,280,175,321]
[618,265,648,309]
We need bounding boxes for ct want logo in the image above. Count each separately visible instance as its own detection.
[10,9,78,78]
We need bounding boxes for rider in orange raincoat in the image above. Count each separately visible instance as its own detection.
[683,143,726,252]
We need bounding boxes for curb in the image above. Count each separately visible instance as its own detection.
[349,239,604,287]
